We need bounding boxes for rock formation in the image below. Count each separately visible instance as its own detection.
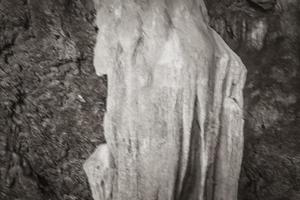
[0,1,105,200]
[84,0,247,200]
[207,0,300,199]
[248,0,277,10]
[1,0,299,199]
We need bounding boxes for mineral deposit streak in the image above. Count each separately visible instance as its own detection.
[84,1,247,200]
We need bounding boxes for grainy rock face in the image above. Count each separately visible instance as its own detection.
[0,0,106,200]
[248,0,277,10]
[206,0,300,199]
[0,0,299,200]
[84,0,246,200]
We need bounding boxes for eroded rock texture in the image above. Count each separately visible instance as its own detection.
[84,0,246,200]
[0,0,106,200]
[0,0,299,200]
[206,0,300,199]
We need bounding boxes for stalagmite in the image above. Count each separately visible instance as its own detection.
[84,0,247,200]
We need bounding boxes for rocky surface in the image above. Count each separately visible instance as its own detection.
[84,144,115,200]
[0,0,299,200]
[85,0,246,200]
[0,0,106,200]
[206,0,300,199]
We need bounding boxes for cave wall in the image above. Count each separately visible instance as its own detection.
[205,0,300,199]
[0,0,299,200]
[0,0,106,200]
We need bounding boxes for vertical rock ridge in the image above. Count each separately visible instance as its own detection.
[84,0,246,200]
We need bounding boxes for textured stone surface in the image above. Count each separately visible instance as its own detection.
[248,0,277,10]
[84,0,246,200]
[206,0,300,199]
[84,144,115,200]
[0,0,106,200]
[0,0,299,200]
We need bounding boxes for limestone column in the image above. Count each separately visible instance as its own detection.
[84,0,247,200]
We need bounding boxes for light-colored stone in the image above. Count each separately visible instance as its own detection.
[247,18,268,50]
[85,0,247,200]
[84,144,115,200]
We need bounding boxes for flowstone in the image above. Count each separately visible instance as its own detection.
[84,0,247,200]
